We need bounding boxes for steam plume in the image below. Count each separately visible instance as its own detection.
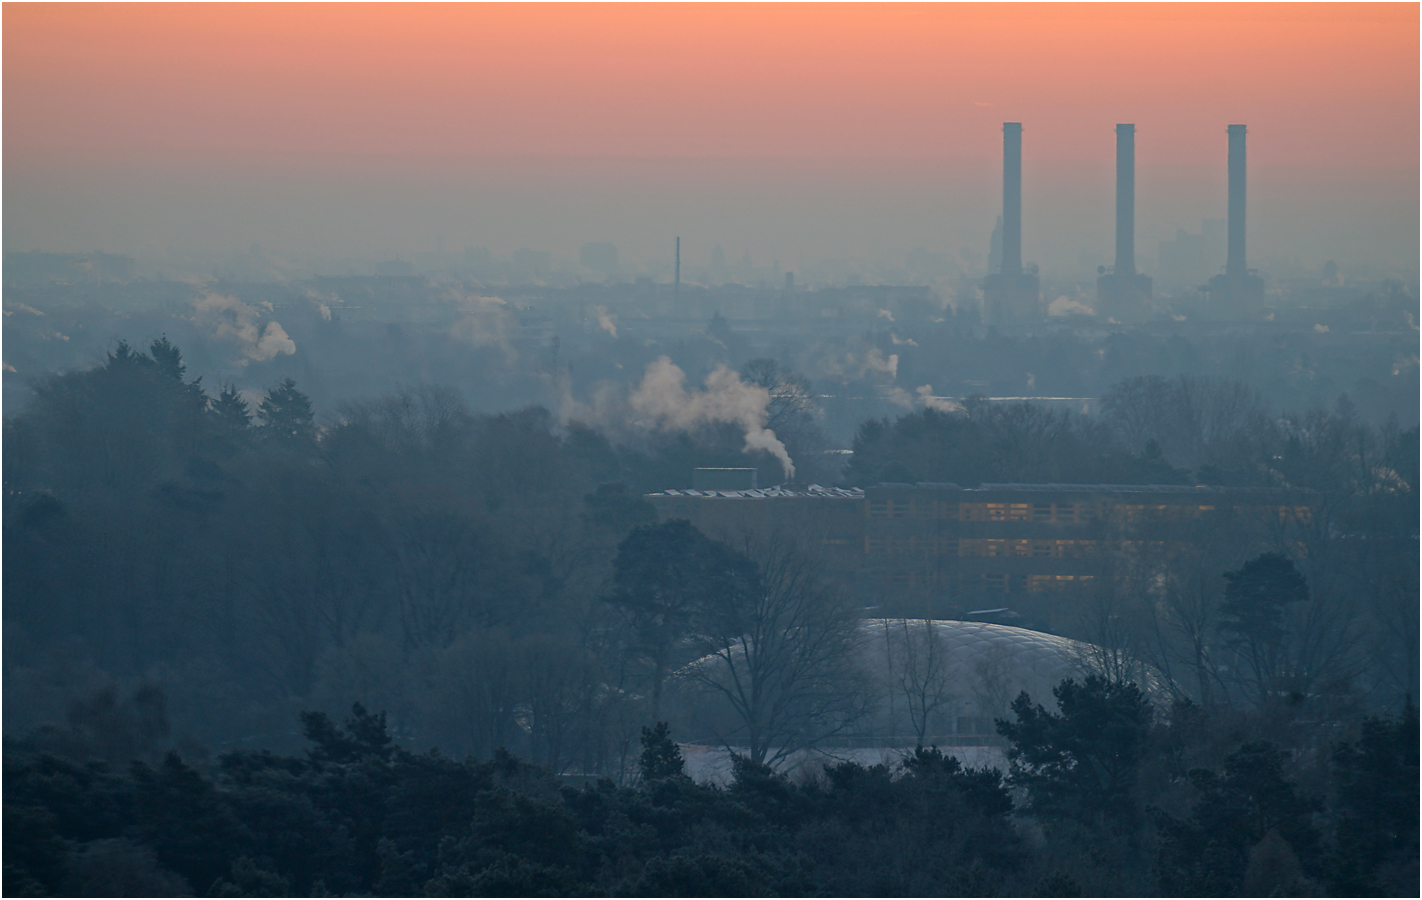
[191,293,296,364]
[630,356,795,480]
[592,306,618,338]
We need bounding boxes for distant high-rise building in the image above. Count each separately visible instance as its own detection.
[1096,124,1153,322]
[982,123,1040,325]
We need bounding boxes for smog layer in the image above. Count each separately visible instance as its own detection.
[3,5,1418,899]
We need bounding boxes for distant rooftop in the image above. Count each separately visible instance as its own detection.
[650,482,1302,499]
[650,485,864,500]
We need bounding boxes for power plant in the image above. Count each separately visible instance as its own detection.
[1206,124,1265,317]
[983,121,1264,324]
[982,123,1042,325]
[1095,124,1153,322]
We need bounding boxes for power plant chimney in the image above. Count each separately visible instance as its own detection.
[1097,123,1152,321]
[1114,124,1136,276]
[674,235,681,311]
[1206,123,1263,318]
[983,122,1039,325]
[1225,124,1247,277]
[1001,123,1023,276]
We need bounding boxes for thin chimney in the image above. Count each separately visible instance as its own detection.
[1226,124,1247,277]
[1001,123,1023,276]
[1114,124,1136,276]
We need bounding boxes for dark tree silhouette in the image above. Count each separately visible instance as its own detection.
[605,519,758,720]
[1218,552,1310,701]
[996,675,1154,827]
[258,377,316,448]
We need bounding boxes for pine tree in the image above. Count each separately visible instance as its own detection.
[258,378,316,448]
[210,384,252,437]
[638,722,686,782]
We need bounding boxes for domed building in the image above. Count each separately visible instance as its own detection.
[856,618,1104,745]
[667,618,1156,779]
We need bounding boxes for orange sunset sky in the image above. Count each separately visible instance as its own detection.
[4,3,1418,274]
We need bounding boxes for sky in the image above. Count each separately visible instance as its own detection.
[5,2,1418,277]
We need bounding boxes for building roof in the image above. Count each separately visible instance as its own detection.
[859,618,1097,716]
[650,485,864,500]
[650,481,1303,499]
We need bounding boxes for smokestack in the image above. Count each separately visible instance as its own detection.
[1001,123,1023,276]
[674,236,681,308]
[1226,124,1247,277]
[1114,124,1136,276]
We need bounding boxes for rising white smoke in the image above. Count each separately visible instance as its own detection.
[885,386,914,408]
[916,384,964,413]
[592,305,618,338]
[1048,295,1094,317]
[629,357,795,480]
[305,289,340,322]
[191,293,296,364]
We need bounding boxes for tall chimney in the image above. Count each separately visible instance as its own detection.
[1226,124,1247,277]
[1001,123,1023,276]
[1114,124,1136,276]
[674,235,681,308]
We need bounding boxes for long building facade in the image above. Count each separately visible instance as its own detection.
[646,482,1312,626]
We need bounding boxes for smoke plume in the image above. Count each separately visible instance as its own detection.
[629,356,795,480]
[916,384,964,413]
[1048,295,1094,317]
[191,292,296,364]
[592,306,618,338]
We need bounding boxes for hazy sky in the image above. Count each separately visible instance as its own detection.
[5,3,1417,276]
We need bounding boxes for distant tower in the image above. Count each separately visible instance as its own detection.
[1206,124,1264,318]
[982,123,1040,325]
[674,236,681,314]
[1096,124,1153,322]
[1001,122,1023,277]
[1115,123,1136,277]
[1225,124,1247,278]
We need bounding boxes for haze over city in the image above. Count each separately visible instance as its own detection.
[3,4,1418,898]
[6,3,1417,275]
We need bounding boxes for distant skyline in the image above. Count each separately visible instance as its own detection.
[5,3,1417,276]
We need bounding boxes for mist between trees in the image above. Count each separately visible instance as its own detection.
[3,337,1417,896]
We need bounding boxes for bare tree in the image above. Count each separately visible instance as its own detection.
[1101,375,1273,472]
[880,619,957,746]
[683,529,871,766]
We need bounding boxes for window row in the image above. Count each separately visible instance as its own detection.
[865,537,1100,558]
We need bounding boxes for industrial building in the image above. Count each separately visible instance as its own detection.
[1206,124,1266,317]
[673,619,1106,757]
[1096,124,1154,322]
[982,123,1041,325]
[646,480,1312,624]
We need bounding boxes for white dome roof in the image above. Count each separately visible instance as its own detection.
[858,618,1095,720]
